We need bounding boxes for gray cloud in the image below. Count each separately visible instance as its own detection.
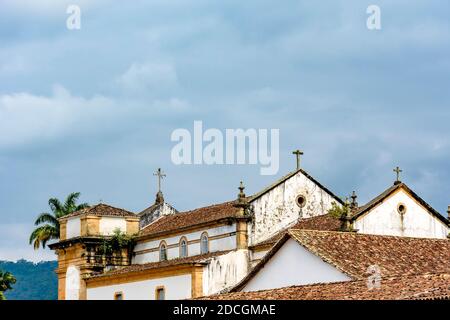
[0,0,449,261]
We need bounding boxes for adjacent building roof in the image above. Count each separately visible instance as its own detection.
[251,214,341,248]
[61,203,136,219]
[200,273,450,300]
[87,250,231,280]
[235,229,450,291]
[138,201,242,238]
[249,168,344,204]
[350,182,448,225]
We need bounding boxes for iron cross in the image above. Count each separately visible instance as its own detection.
[393,166,402,183]
[292,149,304,170]
[153,168,166,192]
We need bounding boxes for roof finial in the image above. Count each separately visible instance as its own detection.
[393,166,402,185]
[234,181,250,214]
[340,200,354,232]
[292,149,304,170]
[238,181,246,201]
[153,168,166,204]
[350,191,358,209]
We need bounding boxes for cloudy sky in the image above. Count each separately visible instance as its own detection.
[1,0,449,261]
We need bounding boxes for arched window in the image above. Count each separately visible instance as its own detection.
[200,232,209,254]
[159,241,167,261]
[179,237,188,258]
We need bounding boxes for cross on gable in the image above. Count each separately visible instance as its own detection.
[393,166,403,184]
[153,168,166,192]
[292,149,304,170]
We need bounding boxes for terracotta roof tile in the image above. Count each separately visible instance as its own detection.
[200,273,450,300]
[138,201,242,237]
[252,214,341,248]
[87,250,230,279]
[62,203,136,219]
[235,230,450,291]
[288,230,450,279]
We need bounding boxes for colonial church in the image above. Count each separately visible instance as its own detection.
[49,154,450,300]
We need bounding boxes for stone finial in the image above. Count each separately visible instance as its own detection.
[350,191,358,209]
[234,181,250,214]
[340,200,354,232]
[155,191,164,204]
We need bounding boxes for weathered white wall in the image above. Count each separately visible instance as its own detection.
[133,224,237,264]
[249,171,338,245]
[249,248,271,267]
[354,189,449,239]
[99,217,127,235]
[140,202,178,229]
[202,250,250,295]
[65,265,80,300]
[86,274,192,300]
[66,217,81,239]
[242,239,350,292]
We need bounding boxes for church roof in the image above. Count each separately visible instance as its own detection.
[138,201,243,238]
[199,273,450,300]
[87,250,231,280]
[350,182,448,225]
[61,203,136,219]
[250,214,341,248]
[234,230,450,291]
[249,168,344,204]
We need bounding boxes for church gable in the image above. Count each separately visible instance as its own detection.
[248,168,343,245]
[352,183,449,239]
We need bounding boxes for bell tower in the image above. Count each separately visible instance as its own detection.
[49,204,139,300]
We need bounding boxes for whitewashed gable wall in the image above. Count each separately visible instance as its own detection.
[249,171,338,245]
[354,189,449,239]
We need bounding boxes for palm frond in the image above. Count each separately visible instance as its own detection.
[34,213,58,226]
[48,198,64,216]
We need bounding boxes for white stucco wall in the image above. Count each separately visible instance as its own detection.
[202,250,250,295]
[354,189,449,239]
[249,171,339,246]
[86,273,192,300]
[65,265,80,300]
[242,239,351,292]
[133,224,237,264]
[99,217,127,236]
[66,217,81,239]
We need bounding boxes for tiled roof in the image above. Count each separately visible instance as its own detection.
[251,214,341,248]
[288,229,450,278]
[249,169,344,204]
[235,230,450,291]
[138,201,242,237]
[351,182,448,225]
[87,251,230,279]
[62,203,136,219]
[200,273,450,300]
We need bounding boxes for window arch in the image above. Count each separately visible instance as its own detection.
[200,232,209,254]
[179,237,188,258]
[159,241,167,261]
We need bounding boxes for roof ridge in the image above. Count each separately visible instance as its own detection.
[288,228,450,242]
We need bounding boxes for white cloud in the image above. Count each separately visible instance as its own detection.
[0,85,117,149]
[116,62,179,94]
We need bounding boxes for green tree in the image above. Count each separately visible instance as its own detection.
[0,270,16,300]
[29,192,89,249]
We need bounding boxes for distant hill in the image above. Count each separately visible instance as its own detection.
[0,259,57,300]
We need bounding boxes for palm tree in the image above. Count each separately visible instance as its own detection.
[0,270,16,300]
[29,192,89,249]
